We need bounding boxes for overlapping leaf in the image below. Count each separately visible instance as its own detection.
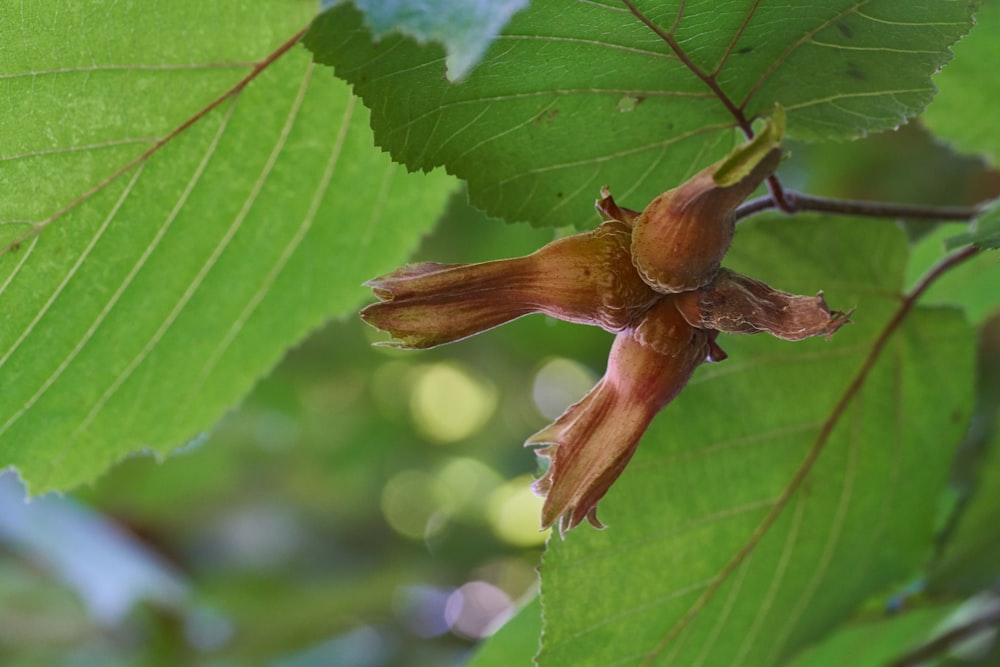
[306,0,972,228]
[906,223,1000,325]
[784,604,959,667]
[947,199,1000,250]
[924,0,1000,166]
[323,0,530,80]
[538,218,973,665]
[929,313,1000,595]
[0,2,455,492]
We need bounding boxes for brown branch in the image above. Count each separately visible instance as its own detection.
[642,244,983,664]
[734,192,983,224]
[734,194,778,221]
[1,26,310,258]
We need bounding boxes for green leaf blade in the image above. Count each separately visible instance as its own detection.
[537,218,975,666]
[324,0,530,80]
[0,4,455,492]
[946,199,1000,250]
[785,604,959,667]
[741,1,975,140]
[923,0,1000,166]
[305,2,742,229]
[306,1,973,228]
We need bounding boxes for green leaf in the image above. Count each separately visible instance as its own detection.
[466,596,541,667]
[929,314,1000,595]
[322,0,529,81]
[0,2,456,492]
[305,1,972,228]
[923,0,1000,166]
[784,604,959,667]
[537,218,974,666]
[946,199,1000,250]
[906,223,1000,325]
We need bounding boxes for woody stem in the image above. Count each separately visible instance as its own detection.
[734,192,983,223]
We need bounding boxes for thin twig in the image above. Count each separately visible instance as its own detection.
[766,174,793,212]
[734,192,983,224]
[642,244,983,664]
[733,195,776,221]
[787,192,981,222]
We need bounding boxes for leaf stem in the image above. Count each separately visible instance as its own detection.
[1,26,310,257]
[642,243,982,664]
[734,192,983,224]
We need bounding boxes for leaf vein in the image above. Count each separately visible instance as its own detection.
[1,138,155,163]
[385,88,713,139]
[782,87,931,113]
[808,39,941,55]
[0,236,38,300]
[731,499,808,667]
[0,104,235,459]
[0,62,256,81]
[72,72,307,443]
[554,579,713,645]
[854,10,969,27]
[496,34,678,61]
[767,383,863,662]
[739,0,871,111]
[190,64,329,395]
[555,497,777,570]
[0,164,147,438]
[492,123,734,185]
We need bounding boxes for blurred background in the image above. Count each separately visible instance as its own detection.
[0,122,997,666]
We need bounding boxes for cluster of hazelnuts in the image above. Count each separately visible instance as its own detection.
[360,111,849,536]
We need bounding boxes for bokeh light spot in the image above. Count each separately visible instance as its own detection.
[489,475,550,547]
[436,458,504,523]
[392,585,452,638]
[381,470,447,540]
[444,581,513,639]
[532,357,597,420]
[409,363,497,443]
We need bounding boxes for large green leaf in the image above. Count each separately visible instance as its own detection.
[305,0,972,228]
[785,604,959,667]
[537,218,974,666]
[929,314,1000,595]
[906,223,1000,325]
[0,2,455,492]
[923,0,1000,166]
[324,0,529,80]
